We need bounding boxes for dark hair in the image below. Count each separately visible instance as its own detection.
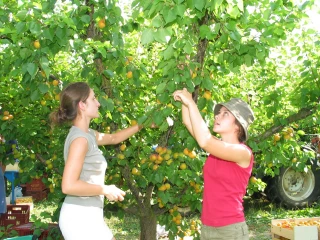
[235,120,246,143]
[50,82,90,126]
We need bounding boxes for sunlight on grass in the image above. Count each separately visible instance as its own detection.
[29,196,320,240]
[105,214,140,240]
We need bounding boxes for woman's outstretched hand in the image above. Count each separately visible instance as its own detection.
[173,88,193,106]
[103,185,126,202]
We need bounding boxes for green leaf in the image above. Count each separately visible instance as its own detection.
[183,42,193,54]
[156,82,167,94]
[159,121,168,131]
[152,15,163,28]
[38,83,49,94]
[167,81,176,93]
[20,48,32,60]
[16,10,28,20]
[154,28,170,43]
[103,70,114,78]
[30,90,40,101]
[244,54,252,66]
[212,0,223,10]
[199,25,210,39]
[237,0,244,12]
[175,5,186,16]
[16,22,27,34]
[141,29,154,45]
[43,28,54,41]
[194,0,205,11]
[263,9,271,20]
[154,112,165,127]
[227,6,240,19]
[40,57,50,70]
[163,8,176,24]
[27,63,37,78]
[97,47,107,58]
[163,45,174,60]
[101,98,114,112]
[202,78,213,90]
[56,27,67,40]
[138,115,148,125]
[147,1,162,18]
[81,15,91,24]
[29,21,41,35]
[226,21,236,31]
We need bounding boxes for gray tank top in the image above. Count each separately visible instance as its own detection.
[63,126,107,208]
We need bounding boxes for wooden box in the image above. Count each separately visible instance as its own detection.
[271,217,320,240]
[16,196,34,211]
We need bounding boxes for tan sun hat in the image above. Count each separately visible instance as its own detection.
[214,98,255,141]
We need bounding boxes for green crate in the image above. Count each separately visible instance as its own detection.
[5,235,34,240]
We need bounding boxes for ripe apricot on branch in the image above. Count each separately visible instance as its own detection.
[120,144,126,151]
[52,80,59,86]
[131,167,139,175]
[250,176,257,183]
[179,163,187,170]
[98,18,106,29]
[203,91,211,100]
[131,119,137,126]
[127,71,133,78]
[33,40,41,49]
[183,148,190,155]
[273,133,281,142]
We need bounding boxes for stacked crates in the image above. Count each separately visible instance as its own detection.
[0,205,30,226]
[25,179,48,202]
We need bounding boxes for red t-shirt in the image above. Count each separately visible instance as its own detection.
[201,145,253,227]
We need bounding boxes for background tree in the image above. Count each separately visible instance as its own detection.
[0,0,319,239]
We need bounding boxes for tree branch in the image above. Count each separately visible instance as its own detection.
[121,165,144,208]
[256,105,318,141]
[0,35,13,43]
[194,10,210,102]
[144,183,154,204]
[27,145,61,175]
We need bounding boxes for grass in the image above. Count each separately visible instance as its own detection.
[28,195,320,240]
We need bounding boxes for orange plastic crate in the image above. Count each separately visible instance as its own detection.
[0,205,30,226]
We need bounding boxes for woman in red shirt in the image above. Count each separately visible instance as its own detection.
[173,88,255,240]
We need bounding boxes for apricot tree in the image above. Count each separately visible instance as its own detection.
[0,0,319,239]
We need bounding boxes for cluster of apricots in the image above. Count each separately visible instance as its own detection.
[273,127,296,145]
[146,146,197,171]
[175,219,200,239]
[275,219,320,230]
[189,180,202,194]
[169,206,183,225]
[1,110,14,121]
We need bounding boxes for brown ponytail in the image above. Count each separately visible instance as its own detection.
[50,82,91,126]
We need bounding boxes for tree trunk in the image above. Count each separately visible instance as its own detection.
[139,213,157,240]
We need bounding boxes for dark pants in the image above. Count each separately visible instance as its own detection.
[201,222,249,240]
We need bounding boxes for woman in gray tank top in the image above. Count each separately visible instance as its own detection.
[50,82,144,240]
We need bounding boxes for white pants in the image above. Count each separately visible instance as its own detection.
[59,202,113,240]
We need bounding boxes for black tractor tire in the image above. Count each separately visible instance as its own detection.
[265,159,320,208]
